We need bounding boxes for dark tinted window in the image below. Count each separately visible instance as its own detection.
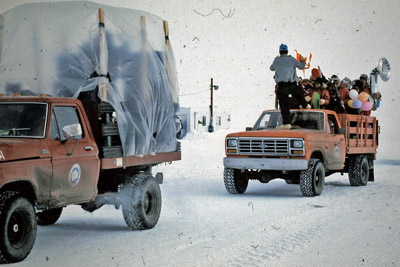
[253,111,325,130]
[0,103,47,138]
[51,106,82,140]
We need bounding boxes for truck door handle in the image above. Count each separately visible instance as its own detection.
[85,146,93,151]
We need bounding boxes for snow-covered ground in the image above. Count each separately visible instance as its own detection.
[11,129,400,267]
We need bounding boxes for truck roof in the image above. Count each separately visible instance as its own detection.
[262,109,339,115]
[0,96,80,105]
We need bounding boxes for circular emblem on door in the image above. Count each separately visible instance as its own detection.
[69,164,81,187]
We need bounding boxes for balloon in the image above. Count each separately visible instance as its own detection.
[348,99,354,108]
[358,92,369,103]
[349,89,359,100]
[353,99,362,109]
[361,101,373,111]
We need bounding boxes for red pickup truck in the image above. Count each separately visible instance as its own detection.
[0,96,181,263]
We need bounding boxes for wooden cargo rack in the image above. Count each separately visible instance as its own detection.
[338,114,379,155]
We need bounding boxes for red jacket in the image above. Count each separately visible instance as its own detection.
[338,86,350,105]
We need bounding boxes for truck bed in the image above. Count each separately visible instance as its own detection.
[338,114,378,155]
[100,150,181,170]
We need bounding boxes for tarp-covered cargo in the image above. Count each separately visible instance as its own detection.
[0,1,179,156]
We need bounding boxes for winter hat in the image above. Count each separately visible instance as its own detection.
[311,68,321,80]
[279,44,288,52]
[359,74,368,80]
[315,77,323,85]
[342,77,352,89]
[330,77,340,83]
[343,77,352,84]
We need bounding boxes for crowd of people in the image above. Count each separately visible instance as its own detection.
[270,44,378,130]
[289,68,373,116]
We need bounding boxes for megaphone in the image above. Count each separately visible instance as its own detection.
[377,57,391,82]
[370,57,390,96]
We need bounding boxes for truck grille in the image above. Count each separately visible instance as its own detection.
[238,138,289,155]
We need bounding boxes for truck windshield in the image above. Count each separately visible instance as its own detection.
[0,103,47,138]
[254,111,325,131]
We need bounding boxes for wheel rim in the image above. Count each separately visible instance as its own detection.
[314,163,324,193]
[8,209,29,249]
[143,189,157,218]
[144,192,151,213]
[361,160,369,183]
[315,169,322,187]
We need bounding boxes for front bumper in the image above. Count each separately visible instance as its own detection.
[223,157,308,171]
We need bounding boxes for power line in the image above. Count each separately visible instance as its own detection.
[179,89,209,97]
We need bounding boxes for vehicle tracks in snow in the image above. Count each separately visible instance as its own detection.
[195,217,330,266]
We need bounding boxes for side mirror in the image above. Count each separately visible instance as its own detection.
[63,124,82,140]
[246,127,252,131]
[338,127,346,135]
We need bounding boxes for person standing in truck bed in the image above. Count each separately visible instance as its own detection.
[270,44,310,130]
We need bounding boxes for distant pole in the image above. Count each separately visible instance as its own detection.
[208,78,214,133]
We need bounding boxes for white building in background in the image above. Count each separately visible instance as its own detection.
[176,106,231,138]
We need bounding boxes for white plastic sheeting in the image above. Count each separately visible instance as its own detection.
[0,1,179,156]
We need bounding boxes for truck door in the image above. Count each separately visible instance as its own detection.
[49,104,100,206]
[324,114,346,169]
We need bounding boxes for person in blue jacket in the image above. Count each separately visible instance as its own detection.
[270,44,310,129]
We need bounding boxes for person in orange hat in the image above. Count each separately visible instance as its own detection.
[311,68,320,81]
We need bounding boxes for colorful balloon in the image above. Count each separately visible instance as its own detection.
[353,99,362,109]
[348,99,354,108]
[358,92,369,103]
[361,101,373,111]
[349,89,359,100]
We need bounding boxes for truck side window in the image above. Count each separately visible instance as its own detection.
[259,114,271,128]
[51,106,83,141]
[327,114,339,134]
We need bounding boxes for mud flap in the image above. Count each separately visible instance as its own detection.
[155,172,163,184]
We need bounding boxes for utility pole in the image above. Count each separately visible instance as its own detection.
[208,78,219,133]
[208,78,214,132]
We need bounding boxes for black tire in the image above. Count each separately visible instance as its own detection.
[0,191,37,263]
[348,155,369,186]
[300,159,325,197]
[36,207,63,226]
[224,168,248,194]
[121,173,162,230]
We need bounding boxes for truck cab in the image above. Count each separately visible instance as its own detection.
[0,97,100,207]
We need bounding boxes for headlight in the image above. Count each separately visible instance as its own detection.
[292,140,303,148]
[227,139,238,147]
